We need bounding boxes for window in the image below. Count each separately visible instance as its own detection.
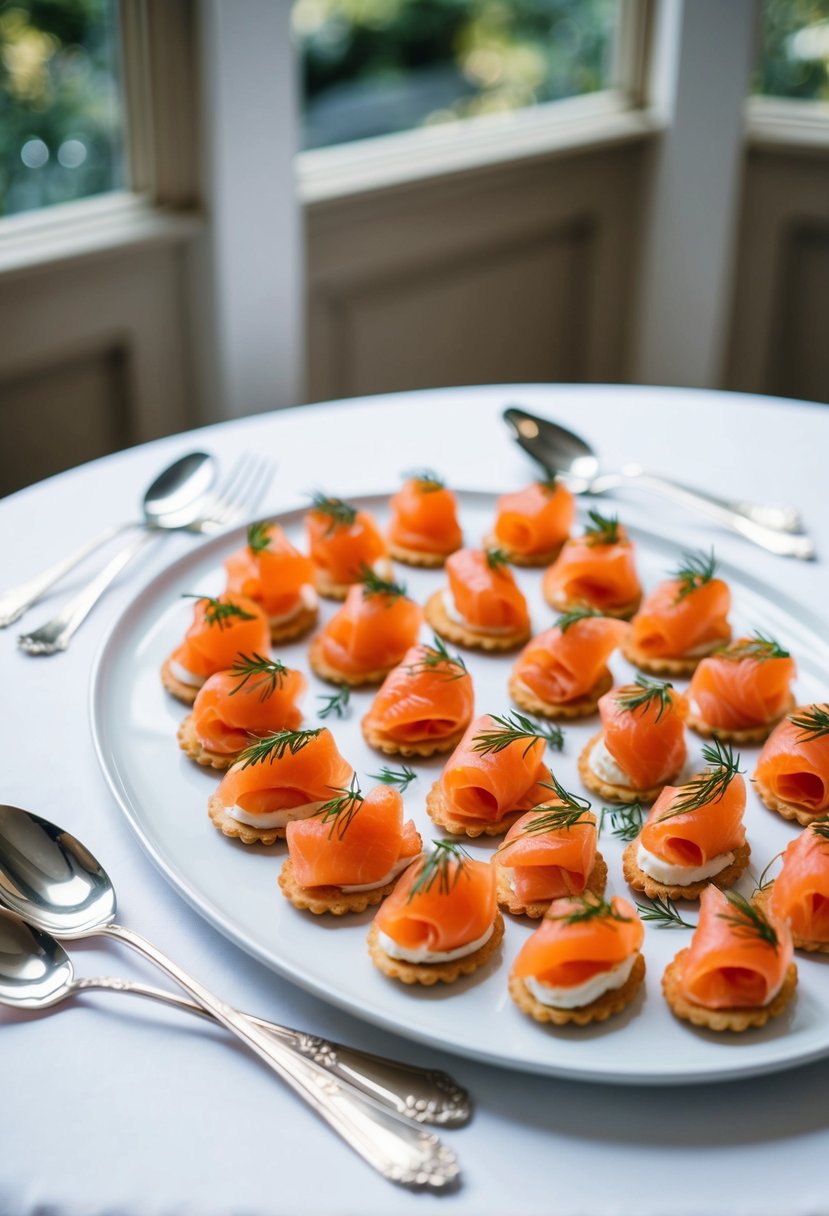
[755,0,829,102]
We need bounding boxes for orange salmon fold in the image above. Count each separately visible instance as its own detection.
[313,583,423,678]
[511,896,643,988]
[598,684,687,789]
[190,666,306,755]
[286,786,421,888]
[755,710,829,813]
[388,477,462,556]
[678,886,793,1009]
[445,550,530,632]
[542,525,641,614]
[306,504,387,586]
[362,643,474,745]
[224,525,314,619]
[769,822,829,942]
[172,595,271,679]
[495,809,598,903]
[436,714,553,825]
[511,616,628,705]
[374,852,496,953]
[216,729,352,818]
[492,482,574,558]
[640,775,746,869]
[688,643,796,730]
[630,577,731,659]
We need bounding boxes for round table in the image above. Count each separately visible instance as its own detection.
[2,384,828,1216]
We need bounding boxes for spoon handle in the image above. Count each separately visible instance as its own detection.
[97,923,459,1190]
[70,974,471,1126]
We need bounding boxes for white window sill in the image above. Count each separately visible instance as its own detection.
[746,96,829,154]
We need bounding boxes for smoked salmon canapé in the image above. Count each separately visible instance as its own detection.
[508,894,645,1026]
[368,840,503,985]
[542,511,642,620]
[207,727,353,846]
[485,479,575,567]
[178,654,306,770]
[425,711,562,838]
[754,705,829,826]
[509,609,629,720]
[361,638,475,758]
[224,522,318,643]
[662,885,796,1032]
[386,470,463,567]
[579,677,688,805]
[278,779,422,915]
[424,548,531,652]
[493,777,606,918]
[621,740,750,900]
[308,570,423,687]
[686,632,796,744]
[623,549,732,676]
[161,593,272,706]
[755,817,829,952]
[304,492,391,600]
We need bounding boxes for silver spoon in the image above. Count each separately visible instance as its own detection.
[0,806,460,1190]
[0,452,217,628]
[504,406,815,560]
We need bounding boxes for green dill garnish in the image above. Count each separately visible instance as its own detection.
[360,566,407,600]
[405,636,468,681]
[538,474,563,493]
[499,780,592,844]
[672,548,717,602]
[547,891,632,927]
[615,676,675,721]
[314,774,364,840]
[718,890,779,952]
[471,711,564,758]
[407,841,471,902]
[755,851,785,892]
[555,607,603,633]
[485,547,511,572]
[809,815,829,845]
[237,728,322,768]
[598,802,644,842]
[584,510,620,547]
[405,469,444,492]
[246,521,272,555]
[229,652,288,701]
[634,896,695,930]
[370,765,417,792]
[182,594,257,631]
[717,632,790,662]
[308,492,357,534]
[789,704,829,742]
[657,739,742,821]
[316,687,350,720]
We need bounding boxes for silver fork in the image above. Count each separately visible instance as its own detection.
[17,454,273,656]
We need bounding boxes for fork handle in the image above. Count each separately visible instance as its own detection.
[17,531,158,655]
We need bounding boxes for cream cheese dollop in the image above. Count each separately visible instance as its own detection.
[636,843,734,886]
[268,584,318,626]
[525,954,637,1009]
[589,737,633,788]
[340,855,419,893]
[169,659,206,688]
[225,799,327,829]
[441,589,517,637]
[377,923,494,964]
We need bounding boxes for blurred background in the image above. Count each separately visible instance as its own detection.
[0,0,827,493]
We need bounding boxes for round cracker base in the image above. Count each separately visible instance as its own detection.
[578,732,670,805]
[424,590,530,653]
[686,694,796,745]
[509,669,612,721]
[542,587,641,621]
[160,657,202,706]
[620,637,725,678]
[663,949,797,1031]
[177,715,239,770]
[754,775,827,828]
[361,717,468,758]
[621,839,751,901]
[753,883,829,954]
[426,783,524,838]
[482,532,566,569]
[496,852,608,919]
[269,601,319,644]
[367,913,504,986]
[278,857,409,915]
[314,559,394,602]
[308,635,395,688]
[387,539,456,568]
[508,953,646,1025]
[207,792,286,846]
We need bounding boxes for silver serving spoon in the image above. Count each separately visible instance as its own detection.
[0,452,217,628]
[0,806,460,1189]
[504,406,815,560]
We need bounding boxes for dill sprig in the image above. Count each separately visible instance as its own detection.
[360,566,407,600]
[316,687,350,720]
[472,711,564,758]
[755,851,785,892]
[485,547,511,572]
[308,491,357,534]
[718,890,779,952]
[247,521,272,555]
[405,468,444,492]
[547,891,632,927]
[370,765,417,792]
[315,774,364,840]
[809,815,829,846]
[501,781,593,843]
[182,594,256,631]
[407,841,471,902]
[634,896,695,930]
[598,802,644,842]
[584,510,620,547]
[555,606,603,633]
[717,631,790,662]
[789,704,829,742]
[657,739,742,821]
[672,548,717,602]
[615,675,675,722]
[229,652,288,701]
[405,636,468,681]
[238,727,322,768]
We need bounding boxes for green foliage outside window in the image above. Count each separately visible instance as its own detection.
[755,0,829,101]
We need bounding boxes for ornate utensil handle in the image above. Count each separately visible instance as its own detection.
[71,974,471,1126]
[97,924,459,1189]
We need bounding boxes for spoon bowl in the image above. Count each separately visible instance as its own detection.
[143,452,217,528]
[0,911,74,1009]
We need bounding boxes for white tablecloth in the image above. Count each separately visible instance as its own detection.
[2,384,828,1216]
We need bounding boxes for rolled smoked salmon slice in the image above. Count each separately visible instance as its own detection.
[489,481,575,566]
[579,678,687,801]
[309,572,423,686]
[387,472,462,566]
[424,548,531,652]
[542,511,641,619]
[624,550,731,674]
[766,818,829,948]
[754,705,829,824]
[224,522,317,641]
[161,593,272,705]
[509,611,629,718]
[687,633,796,742]
[305,493,389,599]
[361,639,474,756]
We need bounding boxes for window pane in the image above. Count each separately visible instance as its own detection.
[0,0,125,218]
[294,0,620,151]
[755,0,829,101]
